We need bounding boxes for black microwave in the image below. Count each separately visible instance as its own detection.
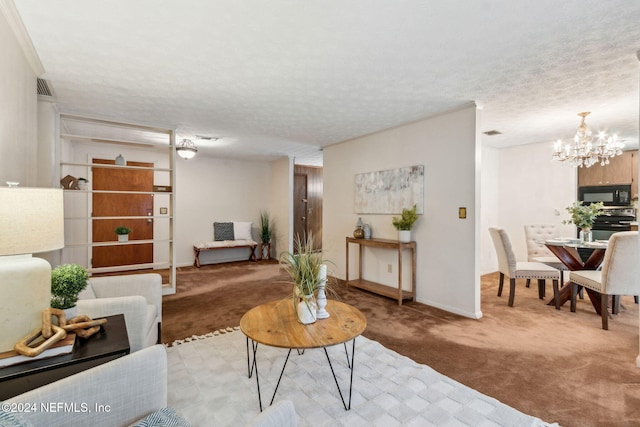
[578,185,632,206]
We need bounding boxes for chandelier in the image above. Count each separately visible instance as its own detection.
[176,139,198,160]
[552,112,624,168]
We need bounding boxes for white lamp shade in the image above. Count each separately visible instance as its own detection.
[0,187,64,255]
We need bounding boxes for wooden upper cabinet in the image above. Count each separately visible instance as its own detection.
[578,150,637,188]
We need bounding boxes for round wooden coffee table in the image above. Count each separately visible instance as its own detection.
[240,299,366,411]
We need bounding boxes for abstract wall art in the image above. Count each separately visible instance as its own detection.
[354,165,424,214]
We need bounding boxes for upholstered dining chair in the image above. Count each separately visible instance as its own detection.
[489,227,562,308]
[524,224,569,287]
[569,231,639,330]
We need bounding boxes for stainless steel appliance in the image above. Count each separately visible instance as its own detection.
[590,207,636,240]
[578,184,632,206]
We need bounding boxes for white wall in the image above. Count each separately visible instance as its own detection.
[480,146,499,274]
[175,156,272,266]
[0,5,38,187]
[492,141,577,264]
[324,105,481,318]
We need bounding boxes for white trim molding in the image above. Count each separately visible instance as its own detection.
[0,0,45,76]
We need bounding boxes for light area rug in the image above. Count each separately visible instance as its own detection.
[166,329,558,427]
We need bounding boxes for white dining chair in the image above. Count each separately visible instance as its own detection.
[569,231,639,330]
[489,227,562,308]
[523,224,569,285]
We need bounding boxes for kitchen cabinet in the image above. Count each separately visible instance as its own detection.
[578,150,637,190]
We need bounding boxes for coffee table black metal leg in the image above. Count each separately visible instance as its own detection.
[247,338,293,412]
[324,338,356,410]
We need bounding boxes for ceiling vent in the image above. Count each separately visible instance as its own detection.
[483,130,502,136]
[36,78,54,97]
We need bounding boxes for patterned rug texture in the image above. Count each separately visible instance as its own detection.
[166,329,557,427]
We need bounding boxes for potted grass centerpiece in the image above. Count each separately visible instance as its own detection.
[563,201,604,243]
[279,233,327,324]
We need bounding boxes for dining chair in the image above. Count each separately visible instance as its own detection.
[569,231,639,330]
[489,227,562,308]
[524,224,569,286]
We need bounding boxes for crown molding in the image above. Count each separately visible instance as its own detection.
[0,0,45,76]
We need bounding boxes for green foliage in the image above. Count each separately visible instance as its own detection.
[114,226,132,235]
[563,201,604,230]
[392,204,419,230]
[259,210,273,244]
[279,233,325,296]
[51,264,89,309]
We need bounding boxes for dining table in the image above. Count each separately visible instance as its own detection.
[544,238,608,314]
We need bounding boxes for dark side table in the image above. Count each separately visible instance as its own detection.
[0,314,130,400]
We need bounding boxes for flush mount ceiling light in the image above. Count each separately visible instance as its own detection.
[552,112,624,168]
[176,139,198,160]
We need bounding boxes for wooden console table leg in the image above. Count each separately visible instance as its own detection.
[397,247,403,306]
[345,239,349,284]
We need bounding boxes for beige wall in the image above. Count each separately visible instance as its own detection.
[268,156,293,257]
[323,105,481,318]
[175,156,272,266]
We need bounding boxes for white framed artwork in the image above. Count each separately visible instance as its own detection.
[354,165,424,214]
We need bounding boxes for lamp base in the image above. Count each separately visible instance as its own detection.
[0,255,52,352]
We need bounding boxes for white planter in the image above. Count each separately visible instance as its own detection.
[398,230,411,243]
[118,234,129,242]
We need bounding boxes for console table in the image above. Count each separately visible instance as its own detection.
[0,314,130,400]
[345,237,416,305]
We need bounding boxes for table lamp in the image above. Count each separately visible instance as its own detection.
[0,187,64,353]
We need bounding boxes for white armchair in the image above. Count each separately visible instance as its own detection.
[77,273,162,352]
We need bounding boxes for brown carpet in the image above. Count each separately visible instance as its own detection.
[162,261,640,427]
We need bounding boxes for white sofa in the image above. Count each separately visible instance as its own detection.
[77,273,162,353]
[5,345,296,427]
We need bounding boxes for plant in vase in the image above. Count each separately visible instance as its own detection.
[51,264,89,320]
[562,201,604,242]
[392,204,419,243]
[114,226,132,242]
[279,233,327,324]
[259,210,273,259]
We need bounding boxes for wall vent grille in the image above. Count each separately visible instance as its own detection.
[36,78,53,97]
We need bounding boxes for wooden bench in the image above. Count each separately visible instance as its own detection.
[193,239,258,268]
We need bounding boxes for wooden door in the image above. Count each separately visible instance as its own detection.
[92,159,154,268]
[294,173,308,252]
[294,165,323,251]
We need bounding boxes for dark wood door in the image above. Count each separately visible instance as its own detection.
[92,159,153,268]
[294,173,308,251]
[294,165,323,251]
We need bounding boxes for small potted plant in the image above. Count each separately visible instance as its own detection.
[51,264,89,319]
[259,210,273,259]
[114,226,132,242]
[563,201,604,242]
[279,233,327,324]
[392,204,419,242]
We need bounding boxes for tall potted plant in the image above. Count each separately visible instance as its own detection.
[279,233,326,324]
[259,210,273,259]
[392,204,419,243]
[563,201,604,242]
[51,264,89,319]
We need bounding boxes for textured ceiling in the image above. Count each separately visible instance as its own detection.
[12,0,640,165]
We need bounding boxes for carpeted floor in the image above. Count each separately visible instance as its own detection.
[162,261,640,427]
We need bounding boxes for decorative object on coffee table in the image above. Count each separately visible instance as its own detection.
[279,233,327,324]
[316,264,329,319]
